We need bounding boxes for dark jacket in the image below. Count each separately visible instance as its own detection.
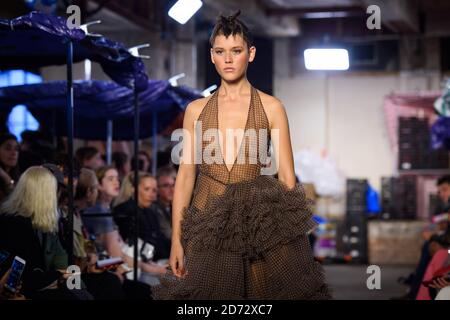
[153,200,172,242]
[112,199,170,261]
[0,214,68,297]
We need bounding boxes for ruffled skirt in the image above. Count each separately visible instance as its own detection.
[152,175,331,300]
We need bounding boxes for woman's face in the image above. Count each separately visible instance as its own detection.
[0,139,19,169]
[210,34,255,83]
[99,169,120,198]
[138,177,157,208]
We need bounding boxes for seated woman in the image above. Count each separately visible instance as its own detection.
[72,168,127,300]
[416,229,450,300]
[0,166,89,300]
[113,172,171,262]
[82,166,167,286]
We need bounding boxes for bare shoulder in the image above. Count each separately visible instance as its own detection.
[184,96,212,122]
[256,89,286,127]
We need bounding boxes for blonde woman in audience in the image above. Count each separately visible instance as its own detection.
[112,171,135,208]
[0,166,86,300]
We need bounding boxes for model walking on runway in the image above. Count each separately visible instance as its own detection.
[153,11,331,300]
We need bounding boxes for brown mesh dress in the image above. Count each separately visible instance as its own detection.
[152,86,331,300]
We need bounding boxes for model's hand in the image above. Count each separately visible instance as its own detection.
[170,240,187,278]
[142,262,168,275]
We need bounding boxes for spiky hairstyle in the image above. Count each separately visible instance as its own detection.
[209,10,253,49]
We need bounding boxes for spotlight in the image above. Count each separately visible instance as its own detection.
[304,48,349,71]
[168,0,203,25]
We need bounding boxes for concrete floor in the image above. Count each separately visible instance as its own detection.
[323,264,415,300]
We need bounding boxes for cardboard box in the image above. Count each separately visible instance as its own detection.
[315,196,346,220]
[368,220,426,265]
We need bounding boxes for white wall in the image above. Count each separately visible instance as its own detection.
[274,39,442,191]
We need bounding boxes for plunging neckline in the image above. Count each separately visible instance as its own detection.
[215,86,253,174]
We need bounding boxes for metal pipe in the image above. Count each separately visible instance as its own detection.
[106,119,113,165]
[152,111,157,176]
[66,39,75,265]
[133,84,140,282]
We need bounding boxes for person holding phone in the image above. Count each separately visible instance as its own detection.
[83,166,167,277]
[0,166,90,300]
[0,270,26,300]
[82,166,163,298]
[0,253,26,300]
[416,225,450,300]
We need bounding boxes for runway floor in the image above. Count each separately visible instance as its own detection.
[323,264,414,300]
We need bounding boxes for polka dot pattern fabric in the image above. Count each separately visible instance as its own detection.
[152,87,331,299]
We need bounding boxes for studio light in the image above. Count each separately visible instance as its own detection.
[168,0,203,25]
[304,48,350,71]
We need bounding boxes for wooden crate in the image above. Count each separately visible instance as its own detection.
[316,196,346,220]
[368,220,427,265]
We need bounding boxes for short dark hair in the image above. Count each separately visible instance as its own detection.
[112,151,128,170]
[75,147,99,164]
[209,10,253,49]
[437,175,450,186]
[156,165,176,181]
[0,132,17,147]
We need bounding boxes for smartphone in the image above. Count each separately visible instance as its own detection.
[4,256,26,293]
[0,250,9,265]
[96,257,123,270]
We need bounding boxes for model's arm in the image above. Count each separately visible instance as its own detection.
[270,100,297,190]
[171,101,199,245]
[170,99,204,277]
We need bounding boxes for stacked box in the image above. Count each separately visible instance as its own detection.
[368,221,426,265]
[341,214,368,263]
[398,117,449,170]
[343,179,369,263]
[381,176,417,220]
[346,179,368,214]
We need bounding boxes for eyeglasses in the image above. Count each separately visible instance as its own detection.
[159,183,175,189]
